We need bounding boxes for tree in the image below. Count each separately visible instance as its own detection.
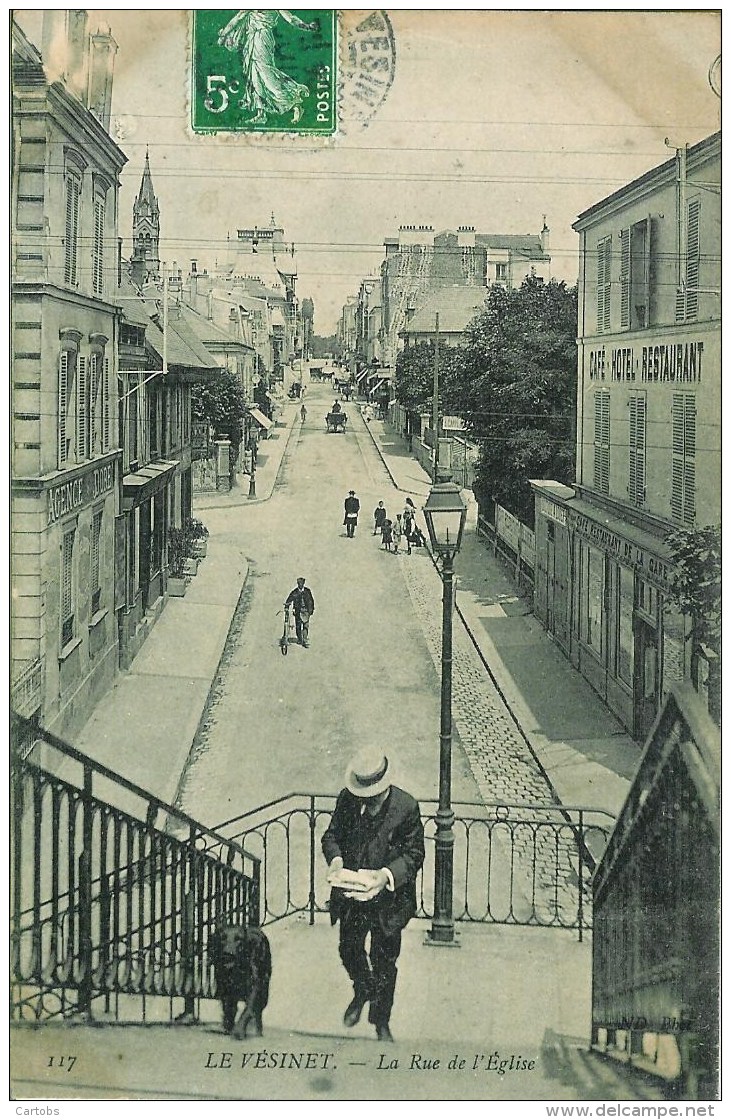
[445,277,577,525]
[191,367,247,458]
[394,341,462,415]
[665,524,721,721]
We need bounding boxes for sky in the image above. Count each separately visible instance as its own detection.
[15,8,721,334]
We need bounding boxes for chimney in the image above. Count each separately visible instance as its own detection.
[191,260,198,274]
[87,25,118,131]
[207,291,213,321]
[67,10,89,102]
[541,216,550,254]
[41,10,69,84]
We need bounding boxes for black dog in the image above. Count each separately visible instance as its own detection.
[210,924,272,1039]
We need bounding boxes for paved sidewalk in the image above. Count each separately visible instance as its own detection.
[58,398,301,813]
[194,397,300,510]
[363,416,638,816]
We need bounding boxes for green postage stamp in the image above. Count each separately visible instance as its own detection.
[191,9,338,135]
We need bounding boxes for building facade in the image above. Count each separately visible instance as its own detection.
[11,15,126,738]
[532,133,720,739]
[379,223,551,366]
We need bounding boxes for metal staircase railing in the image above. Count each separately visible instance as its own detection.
[10,713,261,1023]
[201,793,615,940]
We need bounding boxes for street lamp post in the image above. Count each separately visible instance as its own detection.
[422,482,468,945]
[248,462,256,499]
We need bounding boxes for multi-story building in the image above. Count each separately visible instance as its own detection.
[116,270,220,667]
[223,214,299,373]
[380,223,551,365]
[532,132,720,739]
[11,15,126,737]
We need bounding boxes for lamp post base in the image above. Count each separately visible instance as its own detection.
[424,929,461,948]
[248,475,257,499]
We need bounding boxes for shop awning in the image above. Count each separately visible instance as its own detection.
[122,459,179,510]
[249,407,273,430]
[370,377,390,393]
[356,369,369,383]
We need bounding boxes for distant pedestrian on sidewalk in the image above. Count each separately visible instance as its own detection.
[344,490,360,538]
[392,514,403,554]
[381,517,393,552]
[373,501,387,536]
[284,577,315,648]
[323,748,425,1044]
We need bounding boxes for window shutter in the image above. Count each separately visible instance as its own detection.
[643,217,654,325]
[103,357,110,451]
[628,395,637,502]
[619,228,630,328]
[76,355,87,460]
[64,176,80,286]
[93,196,105,296]
[670,393,696,524]
[593,390,610,493]
[685,199,700,319]
[628,393,646,506]
[89,353,98,453]
[58,351,69,466]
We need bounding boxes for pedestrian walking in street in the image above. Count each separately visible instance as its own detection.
[402,502,415,554]
[392,514,403,554]
[373,501,387,536]
[381,517,393,552]
[322,749,424,1043]
[343,490,360,538]
[284,577,315,648]
[300,403,307,423]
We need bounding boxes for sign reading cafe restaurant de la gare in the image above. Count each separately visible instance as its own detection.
[47,462,115,526]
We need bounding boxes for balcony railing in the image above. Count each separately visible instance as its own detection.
[591,684,720,1098]
[10,715,260,1023]
[11,658,43,722]
[202,794,615,940]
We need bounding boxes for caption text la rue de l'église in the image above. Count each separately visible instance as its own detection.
[204,1050,536,1074]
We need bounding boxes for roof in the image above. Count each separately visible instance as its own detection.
[145,318,219,372]
[574,131,720,228]
[401,286,486,336]
[116,272,155,329]
[178,303,252,349]
[474,233,547,258]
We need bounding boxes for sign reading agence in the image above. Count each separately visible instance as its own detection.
[47,463,115,526]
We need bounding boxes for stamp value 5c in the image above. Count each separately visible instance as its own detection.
[192,9,337,135]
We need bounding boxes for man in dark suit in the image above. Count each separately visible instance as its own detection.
[284,577,315,647]
[322,749,425,1042]
[343,490,360,537]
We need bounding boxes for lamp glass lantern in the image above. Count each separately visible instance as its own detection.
[422,482,467,555]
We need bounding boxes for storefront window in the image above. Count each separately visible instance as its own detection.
[580,543,604,656]
[662,603,686,697]
[616,565,634,686]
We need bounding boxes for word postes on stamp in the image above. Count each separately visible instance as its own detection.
[192,9,337,135]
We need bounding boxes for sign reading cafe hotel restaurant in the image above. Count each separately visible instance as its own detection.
[588,339,705,383]
[47,463,115,526]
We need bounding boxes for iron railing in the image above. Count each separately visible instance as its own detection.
[10,715,261,1023]
[591,684,720,1098]
[203,794,615,939]
[11,658,43,723]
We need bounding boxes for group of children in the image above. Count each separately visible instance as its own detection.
[372,498,426,555]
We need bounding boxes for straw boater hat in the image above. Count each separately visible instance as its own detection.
[345,748,394,799]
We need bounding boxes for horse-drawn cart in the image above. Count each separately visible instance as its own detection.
[325,410,347,433]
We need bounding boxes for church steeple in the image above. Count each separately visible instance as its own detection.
[131,148,160,286]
